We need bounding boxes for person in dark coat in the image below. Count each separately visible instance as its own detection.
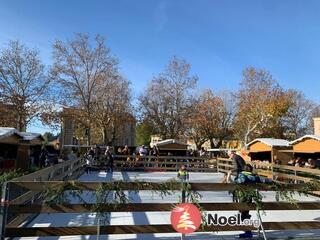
[39,147,49,167]
[104,147,114,172]
[228,150,246,177]
[88,147,95,158]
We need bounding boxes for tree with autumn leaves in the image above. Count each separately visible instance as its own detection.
[0,35,317,147]
[187,90,234,149]
[139,57,198,140]
[233,67,316,145]
[234,67,291,144]
[139,63,316,148]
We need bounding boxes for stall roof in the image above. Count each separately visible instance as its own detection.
[19,132,44,141]
[154,139,189,147]
[0,127,23,140]
[290,135,320,145]
[247,138,290,148]
[207,148,237,152]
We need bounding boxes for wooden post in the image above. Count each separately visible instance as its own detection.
[0,182,9,239]
[217,158,220,173]
[148,155,151,168]
[255,188,267,240]
[181,181,186,240]
[96,212,100,240]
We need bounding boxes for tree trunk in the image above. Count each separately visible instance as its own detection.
[18,114,26,131]
[196,142,202,150]
[87,127,91,146]
[210,139,215,149]
[102,127,108,145]
[215,139,222,148]
[244,132,249,146]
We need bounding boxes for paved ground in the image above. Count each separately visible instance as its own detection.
[17,171,320,240]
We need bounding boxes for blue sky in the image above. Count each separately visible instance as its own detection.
[1,0,320,133]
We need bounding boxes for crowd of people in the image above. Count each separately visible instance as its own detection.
[84,146,114,174]
[81,144,215,174]
[287,157,318,169]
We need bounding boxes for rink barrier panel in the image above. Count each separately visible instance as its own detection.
[2,180,320,237]
[5,222,320,237]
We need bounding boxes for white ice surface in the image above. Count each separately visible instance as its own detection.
[17,171,320,240]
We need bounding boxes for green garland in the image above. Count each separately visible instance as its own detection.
[41,178,320,229]
[233,179,320,211]
[41,179,201,212]
[42,181,85,205]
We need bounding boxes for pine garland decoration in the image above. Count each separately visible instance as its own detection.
[40,177,320,228]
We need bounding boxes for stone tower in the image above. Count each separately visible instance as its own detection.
[313,117,320,135]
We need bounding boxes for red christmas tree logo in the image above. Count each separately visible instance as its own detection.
[171,203,202,234]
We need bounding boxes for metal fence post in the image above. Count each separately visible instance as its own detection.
[0,182,9,240]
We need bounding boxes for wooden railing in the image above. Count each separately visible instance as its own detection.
[12,158,84,182]
[92,155,217,172]
[1,158,85,229]
[2,181,320,237]
[217,157,320,184]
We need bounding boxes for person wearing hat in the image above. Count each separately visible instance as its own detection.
[139,145,147,157]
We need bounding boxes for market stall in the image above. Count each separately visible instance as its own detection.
[247,138,293,164]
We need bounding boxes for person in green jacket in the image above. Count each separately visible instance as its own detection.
[177,164,189,182]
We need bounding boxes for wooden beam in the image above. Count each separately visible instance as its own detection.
[114,155,212,161]
[6,221,320,237]
[273,164,320,175]
[8,202,320,213]
[274,173,313,182]
[10,181,312,192]
[217,163,234,168]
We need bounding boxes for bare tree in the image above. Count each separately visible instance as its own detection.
[139,57,198,139]
[93,74,132,145]
[51,33,118,144]
[283,90,316,139]
[0,40,49,131]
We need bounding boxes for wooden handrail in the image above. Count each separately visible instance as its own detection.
[4,158,85,228]
[9,181,313,191]
[8,202,320,213]
[11,158,84,182]
[216,158,320,183]
[6,222,320,237]
[113,155,213,161]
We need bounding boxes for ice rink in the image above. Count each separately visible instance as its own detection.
[17,171,320,240]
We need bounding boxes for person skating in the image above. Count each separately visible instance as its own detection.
[234,164,272,239]
[85,152,93,174]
